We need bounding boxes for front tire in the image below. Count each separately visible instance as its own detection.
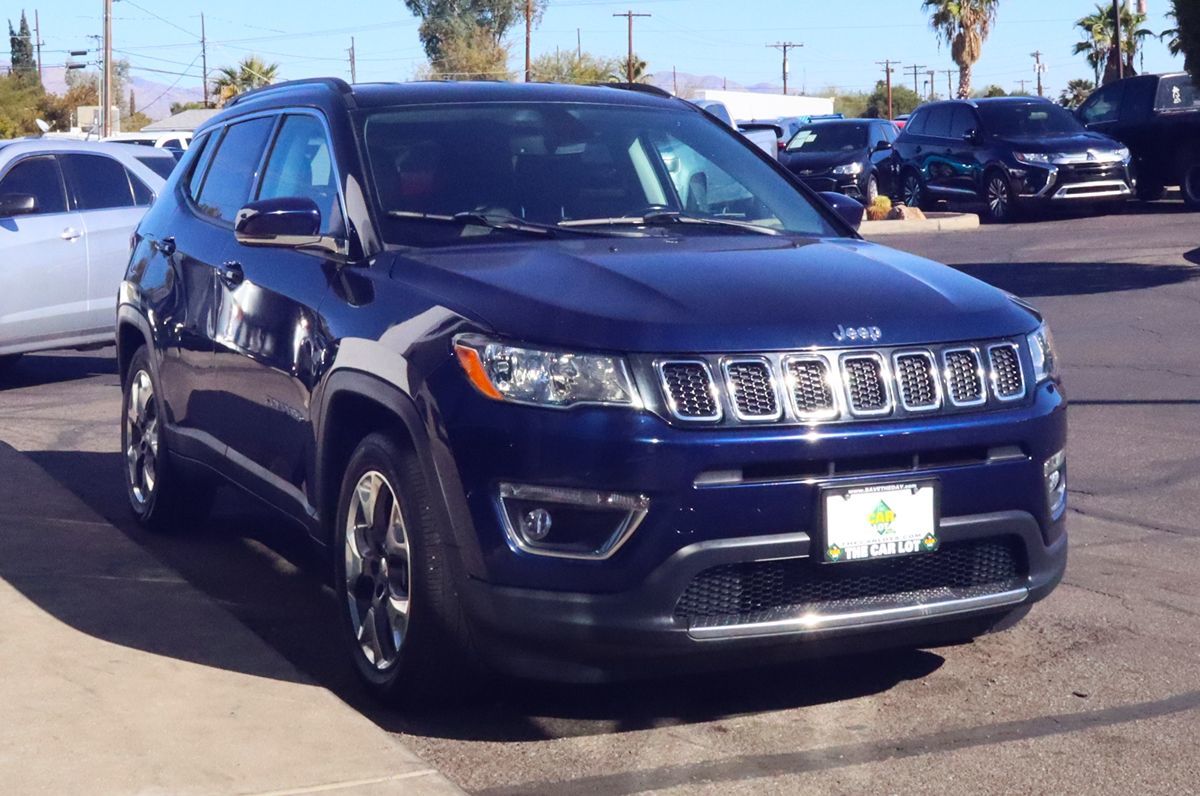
[122,346,215,532]
[984,170,1019,223]
[865,173,880,205]
[1183,158,1200,210]
[334,432,475,705]
[901,170,926,209]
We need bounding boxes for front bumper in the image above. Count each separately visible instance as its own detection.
[1014,161,1133,202]
[796,173,863,198]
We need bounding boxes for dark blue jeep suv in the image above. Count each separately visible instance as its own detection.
[117,79,1067,702]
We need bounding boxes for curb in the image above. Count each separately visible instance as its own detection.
[860,212,980,236]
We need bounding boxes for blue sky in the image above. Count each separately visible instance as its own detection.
[10,0,1186,98]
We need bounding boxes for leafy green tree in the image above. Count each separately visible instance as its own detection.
[864,80,921,119]
[531,51,620,84]
[923,0,999,99]
[620,53,650,84]
[403,0,545,61]
[828,88,870,118]
[7,11,36,79]
[0,73,44,136]
[422,24,513,80]
[169,100,207,115]
[1169,0,1200,79]
[211,56,279,105]
[974,84,1007,98]
[1058,78,1096,109]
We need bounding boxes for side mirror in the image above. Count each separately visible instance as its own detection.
[819,191,864,231]
[874,140,892,152]
[235,196,342,255]
[963,128,980,144]
[0,193,37,217]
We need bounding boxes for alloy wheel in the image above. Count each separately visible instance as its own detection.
[987,175,1011,221]
[866,175,879,204]
[125,369,159,506]
[903,174,921,207]
[344,470,412,671]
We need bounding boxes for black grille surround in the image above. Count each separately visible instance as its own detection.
[642,337,1030,427]
[675,538,1025,631]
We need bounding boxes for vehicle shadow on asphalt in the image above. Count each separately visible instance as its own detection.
[29,447,950,743]
[951,261,1200,298]
[0,354,116,390]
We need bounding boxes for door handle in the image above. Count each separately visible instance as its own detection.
[154,235,176,257]
[61,227,82,241]
[915,146,923,154]
[218,260,244,287]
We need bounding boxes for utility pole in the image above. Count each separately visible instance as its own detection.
[941,69,955,98]
[1031,50,1045,97]
[613,10,650,83]
[1113,0,1123,81]
[200,13,209,107]
[34,10,42,82]
[672,65,678,96]
[524,0,533,82]
[102,0,113,136]
[576,28,581,59]
[905,64,926,95]
[1016,79,1031,94]
[875,60,897,119]
[926,69,936,99]
[348,36,357,83]
[767,42,803,96]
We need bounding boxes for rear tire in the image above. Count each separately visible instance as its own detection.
[334,431,477,706]
[1182,158,1200,210]
[122,346,216,532]
[1135,178,1166,203]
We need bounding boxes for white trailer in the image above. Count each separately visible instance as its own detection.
[696,90,835,124]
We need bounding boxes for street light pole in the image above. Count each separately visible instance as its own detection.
[1113,0,1124,81]
[102,0,112,136]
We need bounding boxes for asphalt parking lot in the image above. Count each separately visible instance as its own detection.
[2,202,1200,794]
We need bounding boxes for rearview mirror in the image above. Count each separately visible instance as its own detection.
[0,193,37,217]
[235,196,343,255]
[818,191,864,231]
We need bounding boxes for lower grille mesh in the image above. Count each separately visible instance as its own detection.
[674,539,1024,623]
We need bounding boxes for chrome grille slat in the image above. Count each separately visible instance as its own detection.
[784,357,838,420]
[893,351,940,411]
[841,354,892,416]
[723,359,781,421]
[658,360,721,421]
[988,344,1024,400]
[943,348,986,407]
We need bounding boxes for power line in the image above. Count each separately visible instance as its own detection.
[875,60,897,120]
[767,42,803,96]
[904,64,926,95]
[613,10,651,83]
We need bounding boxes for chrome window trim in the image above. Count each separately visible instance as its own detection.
[781,354,841,422]
[942,346,988,407]
[891,349,943,412]
[839,352,894,418]
[655,359,723,422]
[720,356,783,422]
[987,342,1026,402]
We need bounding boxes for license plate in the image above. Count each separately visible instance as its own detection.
[821,481,939,564]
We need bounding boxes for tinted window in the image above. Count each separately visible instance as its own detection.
[1119,78,1156,122]
[186,131,218,201]
[59,154,135,210]
[978,103,1085,136]
[923,106,953,138]
[1154,75,1200,111]
[129,170,154,206]
[1080,83,1123,124]
[0,156,67,216]
[135,155,176,180]
[257,114,344,235]
[881,123,898,144]
[195,116,275,222]
[904,110,927,136]
[948,106,977,139]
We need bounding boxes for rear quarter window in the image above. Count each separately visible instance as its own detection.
[135,155,176,180]
[59,153,135,210]
[1155,75,1200,112]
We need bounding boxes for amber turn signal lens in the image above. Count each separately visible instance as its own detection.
[454,343,504,400]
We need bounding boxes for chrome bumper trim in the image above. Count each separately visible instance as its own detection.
[688,586,1029,640]
[1050,180,1132,201]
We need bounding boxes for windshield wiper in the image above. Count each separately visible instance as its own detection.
[561,211,781,236]
[387,210,644,238]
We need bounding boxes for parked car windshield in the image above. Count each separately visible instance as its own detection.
[977,103,1084,137]
[786,124,867,153]
[361,102,840,246]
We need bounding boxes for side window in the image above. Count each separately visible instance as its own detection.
[904,110,927,136]
[0,156,68,216]
[135,155,176,181]
[128,170,155,206]
[1080,84,1123,124]
[948,106,977,140]
[1119,78,1155,122]
[256,114,345,236]
[923,106,953,139]
[186,131,218,201]
[194,116,275,223]
[59,154,135,210]
[880,123,898,144]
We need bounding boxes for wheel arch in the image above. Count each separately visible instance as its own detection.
[115,305,153,384]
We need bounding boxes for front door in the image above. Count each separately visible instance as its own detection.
[0,155,88,352]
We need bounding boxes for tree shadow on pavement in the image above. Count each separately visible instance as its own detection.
[26,446,950,743]
[951,261,1200,298]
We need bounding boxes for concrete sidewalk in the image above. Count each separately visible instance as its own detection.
[0,442,463,795]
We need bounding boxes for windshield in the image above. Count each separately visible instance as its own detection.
[786,124,866,153]
[360,102,839,246]
[977,103,1084,137]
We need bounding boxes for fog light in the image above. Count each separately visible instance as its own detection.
[1044,449,1066,517]
[499,483,649,560]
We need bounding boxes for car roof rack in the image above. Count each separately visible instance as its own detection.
[596,82,674,99]
[227,77,355,108]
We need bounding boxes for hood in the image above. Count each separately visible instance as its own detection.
[388,236,1037,353]
[781,149,867,172]
[994,130,1121,153]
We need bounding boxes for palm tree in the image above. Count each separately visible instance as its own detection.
[621,54,650,84]
[211,56,279,106]
[923,0,1000,100]
[1058,78,1096,110]
[1074,3,1154,85]
[1074,6,1109,86]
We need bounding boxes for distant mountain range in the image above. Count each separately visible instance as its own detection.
[647,70,828,98]
[41,66,204,124]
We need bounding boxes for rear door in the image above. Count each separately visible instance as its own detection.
[1078,82,1125,138]
[58,152,155,333]
[0,155,89,351]
[945,104,984,194]
[919,105,955,194]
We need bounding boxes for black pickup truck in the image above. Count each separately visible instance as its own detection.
[1077,72,1200,207]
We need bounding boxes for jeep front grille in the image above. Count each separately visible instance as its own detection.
[648,337,1028,426]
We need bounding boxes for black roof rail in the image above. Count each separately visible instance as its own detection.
[227,77,354,108]
[595,82,674,99]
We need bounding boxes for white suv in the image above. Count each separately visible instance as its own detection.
[0,140,173,372]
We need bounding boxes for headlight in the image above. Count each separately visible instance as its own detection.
[1026,322,1059,383]
[454,336,641,408]
[832,161,864,175]
[1114,146,1131,163]
[1015,152,1051,165]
